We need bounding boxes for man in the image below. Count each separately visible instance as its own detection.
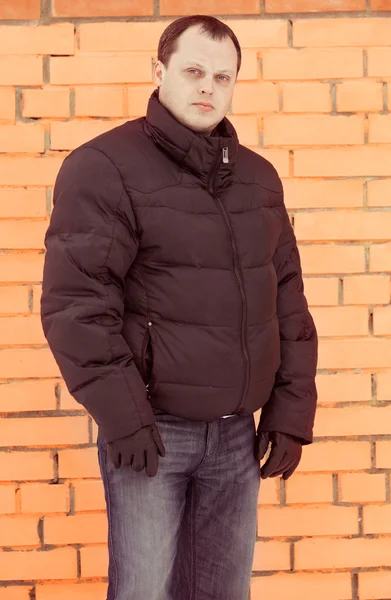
[40,14,318,600]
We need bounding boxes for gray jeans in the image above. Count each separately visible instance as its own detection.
[96,408,260,600]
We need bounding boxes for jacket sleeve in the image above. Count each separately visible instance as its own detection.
[40,146,155,443]
[257,192,318,444]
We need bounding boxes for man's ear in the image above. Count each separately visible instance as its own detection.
[152,60,166,87]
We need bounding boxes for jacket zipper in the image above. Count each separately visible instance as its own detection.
[206,144,250,413]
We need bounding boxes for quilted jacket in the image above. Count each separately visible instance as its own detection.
[40,88,318,444]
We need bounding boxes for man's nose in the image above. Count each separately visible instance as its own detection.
[199,76,214,95]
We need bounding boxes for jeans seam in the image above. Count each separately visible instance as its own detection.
[190,478,196,600]
[100,443,119,599]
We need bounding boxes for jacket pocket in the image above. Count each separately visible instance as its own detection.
[140,326,153,385]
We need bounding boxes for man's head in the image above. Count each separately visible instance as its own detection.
[153,15,241,136]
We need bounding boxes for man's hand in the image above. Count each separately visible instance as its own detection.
[255,430,302,480]
[107,423,165,477]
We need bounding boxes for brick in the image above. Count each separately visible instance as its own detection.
[160,0,259,15]
[0,189,47,218]
[258,477,280,506]
[297,441,371,472]
[32,284,43,315]
[0,451,53,482]
[0,588,30,599]
[0,88,15,122]
[44,513,107,544]
[254,149,290,177]
[0,315,46,345]
[221,18,288,48]
[371,0,391,7]
[0,56,43,86]
[0,124,44,153]
[263,48,363,80]
[369,114,391,143]
[368,179,391,207]
[229,116,258,147]
[319,339,391,369]
[58,382,85,411]
[232,82,279,114]
[251,573,351,600]
[374,306,391,334]
[282,82,331,113]
[337,81,383,112]
[80,545,108,578]
[0,0,40,19]
[376,440,391,467]
[36,583,107,600]
[370,242,391,272]
[295,210,391,241]
[79,22,168,52]
[0,286,29,315]
[0,222,48,250]
[266,0,365,11]
[127,84,156,116]
[236,49,259,81]
[51,55,152,85]
[378,372,391,401]
[285,473,333,504]
[293,18,391,47]
[364,505,391,534]
[0,254,44,284]
[73,480,105,511]
[22,88,70,119]
[304,277,339,306]
[58,448,101,479]
[299,244,365,275]
[315,405,391,437]
[20,483,69,514]
[360,571,391,600]
[0,516,39,546]
[253,540,290,571]
[316,372,372,404]
[309,306,368,336]
[264,115,363,146]
[282,179,363,209]
[51,120,125,151]
[0,348,60,378]
[75,86,124,117]
[54,0,153,16]
[0,24,74,56]
[368,48,391,77]
[294,147,391,177]
[0,157,63,186]
[339,473,386,503]
[0,416,89,448]
[0,486,16,514]
[258,506,358,537]
[344,275,390,305]
[0,381,56,413]
[295,537,391,571]
[0,547,77,581]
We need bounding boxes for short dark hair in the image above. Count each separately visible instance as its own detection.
[157,15,242,76]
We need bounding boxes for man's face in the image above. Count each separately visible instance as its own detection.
[153,25,238,136]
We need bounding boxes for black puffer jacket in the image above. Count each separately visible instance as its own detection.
[41,88,318,444]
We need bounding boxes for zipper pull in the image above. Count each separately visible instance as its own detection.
[222,147,229,164]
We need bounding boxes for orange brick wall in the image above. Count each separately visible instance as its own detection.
[0,1,391,599]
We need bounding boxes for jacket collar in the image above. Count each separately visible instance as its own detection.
[143,88,239,190]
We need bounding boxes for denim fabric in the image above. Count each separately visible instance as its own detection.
[96,409,260,600]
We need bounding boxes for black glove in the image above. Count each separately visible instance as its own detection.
[255,430,302,480]
[107,423,165,477]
